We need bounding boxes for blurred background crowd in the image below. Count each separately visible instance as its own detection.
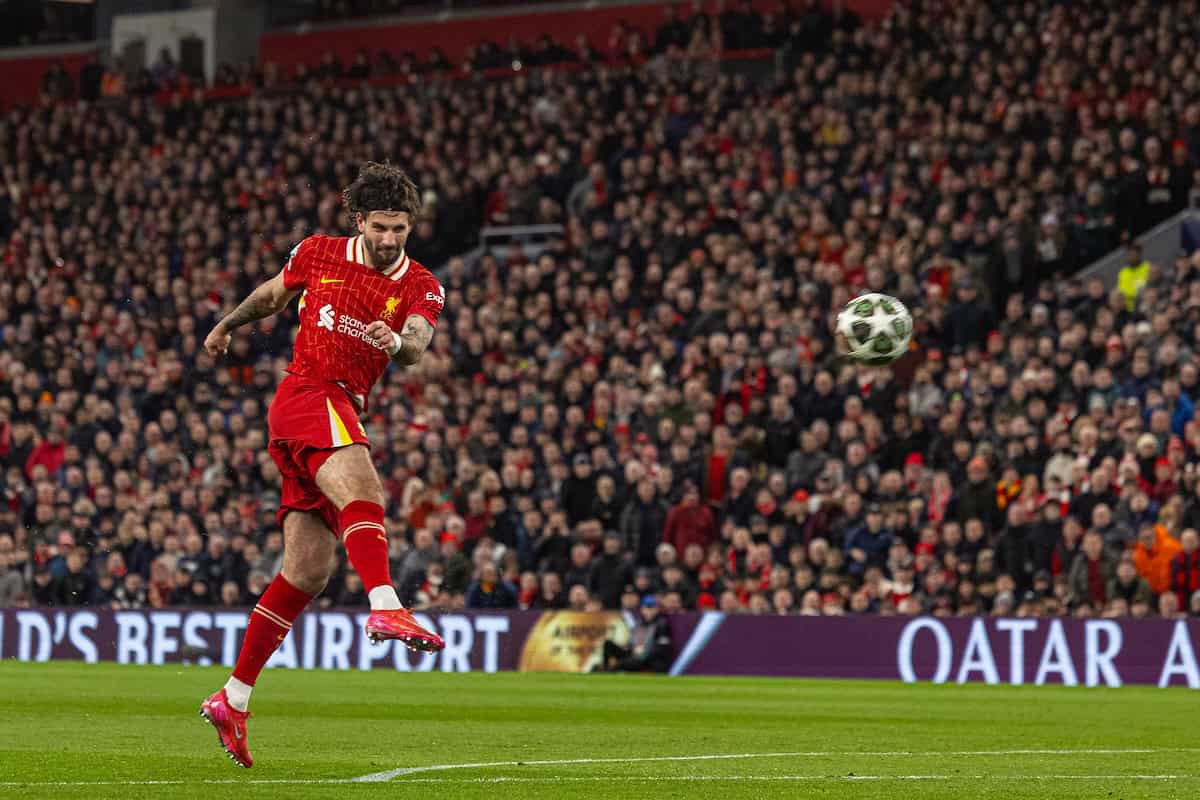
[3,0,1200,622]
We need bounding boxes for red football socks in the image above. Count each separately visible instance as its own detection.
[340,499,391,592]
[232,574,313,686]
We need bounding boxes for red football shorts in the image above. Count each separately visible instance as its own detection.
[267,374,370,535]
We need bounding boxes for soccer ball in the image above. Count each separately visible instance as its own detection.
[837,292,912,365]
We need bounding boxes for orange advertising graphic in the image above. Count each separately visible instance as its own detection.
[518,612,631,673]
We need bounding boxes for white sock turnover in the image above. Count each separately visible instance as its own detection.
[224,677,252,712]
[368,585,403,611]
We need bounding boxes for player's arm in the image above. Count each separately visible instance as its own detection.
[203,270,300,357]
[365,314,435,367]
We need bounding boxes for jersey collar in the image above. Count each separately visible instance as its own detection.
[348,235,409,280]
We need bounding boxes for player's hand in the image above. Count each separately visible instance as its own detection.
[203,326,231,357]
[365,320,398,354]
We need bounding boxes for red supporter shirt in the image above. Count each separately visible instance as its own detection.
[282,234,445,409]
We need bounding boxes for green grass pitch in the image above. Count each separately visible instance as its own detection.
[0,661,1197,799]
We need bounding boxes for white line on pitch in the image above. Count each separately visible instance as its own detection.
[0,774,1195,788]
[383,775,1196,784]
[350,748,1200,782]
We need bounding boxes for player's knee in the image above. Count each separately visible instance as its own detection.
[285,566,327,596]
[284,542,337,595]
[346,479,386,509]
[320,447,386,509]
[296,559,336,595]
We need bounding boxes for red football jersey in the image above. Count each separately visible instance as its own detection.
[281,234,445,409]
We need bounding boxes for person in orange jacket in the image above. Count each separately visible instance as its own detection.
[1132,522,1182,596]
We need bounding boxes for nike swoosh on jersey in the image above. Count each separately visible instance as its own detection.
[320,277,345,284]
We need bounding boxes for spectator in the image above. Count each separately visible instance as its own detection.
[1133,523,1182,596]
[1159,591,1185,620]
[1091,504,1133,558]
[1029,503,1064,576]
[1068,532,1117,610]
[620,479,670,568]
[567,584,590,612]
[0,551,25,607]
[532,514,572,577]
[441,535,473,595]
[663,482,717,555]
[465,562,517,609]
[1169,529,1200,609]
[219,581,243,607]
[396,528,439,604]
[597,596,671,673]
[197,535,234,596]
[589,532,631,609]
[51,550,94,607]
[114,573,147,609]
[516,571,539,609]
[996,504,1034,588]
[660,562,697,608]
[1107,559,1154,608]
[945,282,994,352]
[1118,244,1150,311]
[25,430,66,481]
[563,542,594,590]
[532,572,566,610]
[590,475,621,532]
[40,61,74,101]
[562,454,597,527]
[336,573,368,607]
[951,458,1000,531]
[844,504,892,579]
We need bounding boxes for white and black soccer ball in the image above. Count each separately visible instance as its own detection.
[836,292,913,365]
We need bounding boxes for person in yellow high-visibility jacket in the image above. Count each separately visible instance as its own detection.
[1118,243,1150,311]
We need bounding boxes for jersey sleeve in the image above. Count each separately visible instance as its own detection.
[406,274,446,328]
[281,237,314,291]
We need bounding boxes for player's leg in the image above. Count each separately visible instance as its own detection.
[315,444,443,651]
[200,510,335,768]
[225,510,336,709]
[314,443,399,610]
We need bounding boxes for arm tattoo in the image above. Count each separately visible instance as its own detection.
[391,315,435,366]
[219,282,286,332]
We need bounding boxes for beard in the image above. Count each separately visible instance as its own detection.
[364,238,401,270]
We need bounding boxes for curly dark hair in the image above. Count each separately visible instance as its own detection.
[342,161,422,225]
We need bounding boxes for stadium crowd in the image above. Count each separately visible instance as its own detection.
[3,0,1200,623]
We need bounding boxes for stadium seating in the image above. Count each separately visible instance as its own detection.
[2,0,1200,623]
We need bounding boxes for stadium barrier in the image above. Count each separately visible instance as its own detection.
[667,613,1200,689]
[0,608,628,675]
[2,608,1196,688]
